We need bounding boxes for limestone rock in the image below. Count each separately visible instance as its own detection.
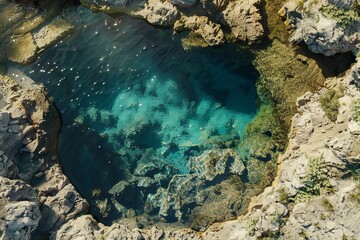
[200,0,229,15]
[134,0,179,26]
[0,177,37,202]
[50,215,104,240]
[0,201,41,240]
[33,16,75,50]
[220,0,264,44]
[6,33,38,65]
[282,0,360,56]
[174,15,225,46]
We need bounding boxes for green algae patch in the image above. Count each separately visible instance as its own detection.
[352,99,360,122]
[296,156,332,202]
[320,85,345,122]
[253,39,325,123]
[263,0,290,42]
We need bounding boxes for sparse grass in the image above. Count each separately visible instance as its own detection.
[296,156,332,202]
[278,187,291,204]
[320,85,345,122]
[352,99,360,122]
[321,198,334,212]
[349,183,360,204]
[321,4,360,28]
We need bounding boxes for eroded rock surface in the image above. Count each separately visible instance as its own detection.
[221,0,264,43]
[280,0,360,56]
[0,72,88,238]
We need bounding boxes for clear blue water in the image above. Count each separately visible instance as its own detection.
[19,7,259,224]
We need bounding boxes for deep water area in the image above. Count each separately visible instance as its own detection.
[18,7,263,227]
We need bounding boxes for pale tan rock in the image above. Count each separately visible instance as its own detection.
[174,15,225,46]
[33,16,75,50]
[221,0,264,43]
[6,33,38,65]
[134,0,179,26]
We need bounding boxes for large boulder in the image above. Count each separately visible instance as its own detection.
[280,0,360,56]
[0,201,41,240]
[220,0,264,44]
[134,0,180,26]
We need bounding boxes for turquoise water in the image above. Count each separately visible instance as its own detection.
[19,8,259,224]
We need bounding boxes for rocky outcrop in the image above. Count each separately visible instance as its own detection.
[134,0,180,26]
[80,0,265,47]
[0,72,89,238]
[33,16,75,50]
[51,214,202,240]
[280,0,360,56]
[0,177,39,240]
[203,70,360,239]
[1,201,41,240]
[174,15,225,46]
[220,0,264,44]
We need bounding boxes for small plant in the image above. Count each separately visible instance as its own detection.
[321,198,334,212]
[349,183,360,204]
[320,85,345,122]
[352,99,360,122]
[296,156,332,202]
[321,4,360,28]
[278,187,291,204]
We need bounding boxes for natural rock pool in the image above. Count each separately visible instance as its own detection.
[17,7,276,229]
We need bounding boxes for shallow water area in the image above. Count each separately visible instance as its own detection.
[18,7,260,226]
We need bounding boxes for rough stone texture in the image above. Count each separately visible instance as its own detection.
[0,72,89,236]
[0,177,37,202]
[200,0,229,15]
[33,16,75,50]
[220,0,264,44]
[51,214,202,240]
[36,164,90,232]
[134,0,179,26]
[281,0,360,56]
[348,56,360,87]
[174,15,225,46]
[1,201,41,240]
[144,149,246,230]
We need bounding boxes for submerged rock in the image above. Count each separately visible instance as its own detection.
[6,33,38,65]
[144,149,246,230]
[33,16,75,50]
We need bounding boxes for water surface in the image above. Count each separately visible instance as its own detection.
[19,7,260,225]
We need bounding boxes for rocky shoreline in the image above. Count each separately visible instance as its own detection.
[0,0,359,239]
